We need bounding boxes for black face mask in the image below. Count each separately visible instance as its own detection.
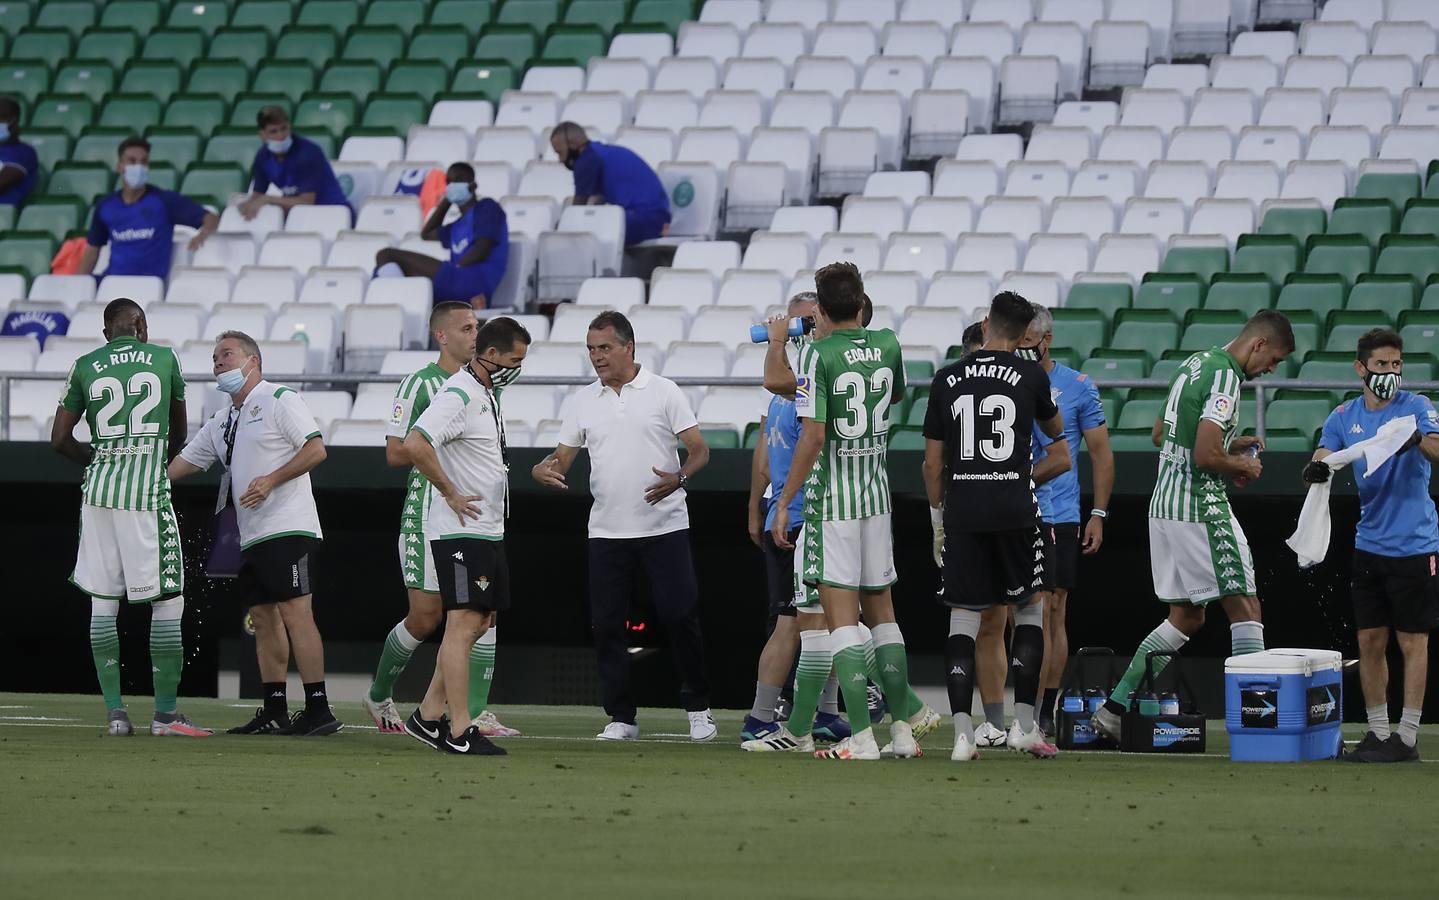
[562,156,576,171]
[475,356,522,389]
[1365,368,1401,401]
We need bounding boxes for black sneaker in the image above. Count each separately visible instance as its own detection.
[288,707,343,737]
[227,707,293,735]
[440,724,507,756]
[404,709,447,749]
[1348,733,1419,763]
[1341,730,1387,761]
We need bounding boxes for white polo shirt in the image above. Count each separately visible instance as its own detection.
[558,367,699,540]
[179,380,324,550]
[410,369,507,541]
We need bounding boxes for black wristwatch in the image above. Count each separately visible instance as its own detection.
[677,473,689,490]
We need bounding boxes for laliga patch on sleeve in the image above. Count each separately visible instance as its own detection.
[391,401,406,425]
[1206,394,1232,420]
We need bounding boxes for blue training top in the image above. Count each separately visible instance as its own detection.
[572,142,670,214]
[438,197,509,284]
[0,139,38,206]
[250,134,352,211]
[87,187,207,278]
[1319,390,1439,558]
[1030,361,1106,523]
[763,392,804,531]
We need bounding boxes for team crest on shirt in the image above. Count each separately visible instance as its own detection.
[249,404,262,419]
[475,576,490,592]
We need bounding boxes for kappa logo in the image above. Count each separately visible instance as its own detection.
[807,552,818,561]
[806,565,818,576]
[104,658,118,668]
[882,663,899,673]
[1350,422,1364,434]
[1033,564,1045,575]
[850,672,866,683]
[1010,657,1024,668]
[1205,505,1223,516]
[406,547,419,558]
[162,552,178,562]
[452,551,464,561]
[1219,567,1240,578]
[949,665,966,676]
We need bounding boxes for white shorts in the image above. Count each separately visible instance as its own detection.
[802,513,897,592]
[1149,514,1256,606]
[398,530,438,593]
[71,504,184,603]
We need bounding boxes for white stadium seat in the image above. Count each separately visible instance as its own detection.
[29,274,97,307]
[840,197,906,236]
[636,89,700,134]
[791,56,858,100]
[232,267,299,312]
[648,268,717,315]
[908,197,975,241]
[96,275,163,306]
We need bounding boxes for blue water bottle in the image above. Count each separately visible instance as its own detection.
[750,317,811,343]
[1061,689,1085,714]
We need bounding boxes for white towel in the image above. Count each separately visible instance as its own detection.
[1287,415,1417,568]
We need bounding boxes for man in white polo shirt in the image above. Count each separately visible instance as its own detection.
[532,310,715,742]
[168,330,339,737]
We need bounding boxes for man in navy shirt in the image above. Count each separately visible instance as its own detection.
[78,136,218,279]
[550,122,670,243]
[238,107,352,222]
[375,162,510,309]
[1308,328,1439,763]
[0,95,38,207]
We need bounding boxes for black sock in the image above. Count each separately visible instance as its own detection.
[262,682,288,720]
[302,681,328,715]
[1103,698,1127,716]
[944,634,977,717]
[1010,624,1044,708]
[1039,687,1060,727]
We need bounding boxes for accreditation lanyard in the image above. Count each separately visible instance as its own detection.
[466,363,510,519]
[215,405,240,514]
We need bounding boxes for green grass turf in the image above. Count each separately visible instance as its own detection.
[2,694,1436,899]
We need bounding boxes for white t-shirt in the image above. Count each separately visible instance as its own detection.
[179,380,324,550]
[411,369,508,540]
[558,367,699,540]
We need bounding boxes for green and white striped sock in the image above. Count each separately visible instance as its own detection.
[149,597,185,714]
[1230,621,1265,656]
[788,630,831,738]
[90,601,122,712]
[368,621,421,703]
[1108,621,1189,707]
[467,627,497,720]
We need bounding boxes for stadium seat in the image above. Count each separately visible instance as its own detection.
[1304,234,1373,288]
[166,268,234,310]
[953,234,1021,282]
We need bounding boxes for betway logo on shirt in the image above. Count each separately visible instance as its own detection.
[112,226,157,242]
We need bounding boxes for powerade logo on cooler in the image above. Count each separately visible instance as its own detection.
[1241,688,1278,729]
[1307,686,1339,726]
[1151,722,1203,748]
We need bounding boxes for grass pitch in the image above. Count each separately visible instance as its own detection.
[1,693,1435,900]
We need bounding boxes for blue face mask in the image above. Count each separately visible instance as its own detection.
[122,164,148,189]
[0,123,10,142]
[216,359,254,395]
[445,182,474,204]
[266,136,293,155]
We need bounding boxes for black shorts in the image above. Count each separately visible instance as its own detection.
[238,536,320,606]
[940,525,1047,610]
[433,537,511,613]
[1351,549,1439,634]
[762,526,802,619]
[1048,522,1081,591]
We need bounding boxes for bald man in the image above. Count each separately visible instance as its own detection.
[550,121,671,243]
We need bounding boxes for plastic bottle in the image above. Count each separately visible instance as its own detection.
[750,317,811,343]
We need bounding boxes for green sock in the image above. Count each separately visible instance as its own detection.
[1108,622,1188,707]
[832,627,873,734]
[788,630,831,738]
[873,642,917,722]
[90,608,122,711]
[149,601,184,715]
[862,633,921,721]
[368,621,421,703]
[467,628,497,720]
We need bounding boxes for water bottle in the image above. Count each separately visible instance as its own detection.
[1084,688,1105,713]
[750,317,813,343]
[1061,689,1085,714]
[1160,692,1181,715]
[1245,444,1261,458]
[1137,690,1161,717]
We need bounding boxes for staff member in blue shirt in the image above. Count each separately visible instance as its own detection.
[1022,302,1114,737]
[77,136,218,279]
[374,162,510,309]
[1308,328,1439,763]
[0,95,38,207]
[238,106,352,222]
[549,122,670,243]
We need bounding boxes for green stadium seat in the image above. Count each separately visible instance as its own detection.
[498,0,563,31]
[181,162,244,207]
[294,93,357,141]
[1266,394,1336,435]
[1204,274,1273,316]
[1063,281,1131,321]
[70,128,128,166]
[1298,353,1363,405]
[904,358,934,383]
[630,0,697,30]
[1150,358,1183,385]
[318,62,384,104]
[385,63,450,104]
[1160,245,1228,285]
[1400,199,1439,238]
[230,93,289,128]
[16,196,83,239]
[1303,234,1371,288]
[0,231,58,280]
[11,28,73,64]
[474,26,541,71]
[1354,172,1420,214]
[45,162,110,201]
[1259,204,1326,248]
[1399,311,1439,350]
[450,60,517,102]
[141,28,207,69]
[342,27,407,70]
[1081,351,1147,400]
[230,0,293,38]
[100,1,164,35]
[1116,397,1163,430]
[1326,198,1395,249]
[1180,314,1245,351]
[360,93,428,133]
[187,61,251,105]
[145,128,203,174]
[33,2,95,38]
[0,2,32,39]
[1233,234,1301,286]
[75,28,140,70]
[1346,274,1415,318]
[203,129,260,169]
[23,130,71,173]
[742,421,760,449]
[162,94,228,140]
[1325,311,1390,353]
[565,0,628,36]
[1375,234,1439,286]
[430,1,495,38]
[297,0,360,32]
[888,429,925,451]
[363,0,428,37]
[905,394,928,426]
[543,24,607,61]
[274,25,340,62]
[120,61,183,105]
[1108,427,1158,452]
[1256,428,1314,453]
[99,93,163,131]
[209,27,273,71]
[1050,307,1109,358]
[407,27,471,64]
[697,426,740,449]
[1048,347,1081,370]
[0,62,49,106]
[0,204,13,233]
[1135,273,1204,313]
[1109,309,1179,355]
[252,61,315,105]
[1277,274,1345,326]
[30,95,94,140]
[52,61,116,105]
[167,2,230,37]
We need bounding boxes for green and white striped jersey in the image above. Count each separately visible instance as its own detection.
[1150,347,1244,523]
[60,336,184,511]
[795,327,906,522]
[387,362,449,534]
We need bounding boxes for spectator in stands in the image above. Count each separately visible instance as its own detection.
[0,95,38,208]
[238,106,352,222]
[77,136,218,279]
[550,122,671,243]
[374,163,510,309]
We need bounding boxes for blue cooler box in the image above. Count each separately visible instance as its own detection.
[1225,648,1343,762]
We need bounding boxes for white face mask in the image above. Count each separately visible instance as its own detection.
[122,164,148,189]
[266,136,293,155]
[445,182,473,204]
[216,359,254,395]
